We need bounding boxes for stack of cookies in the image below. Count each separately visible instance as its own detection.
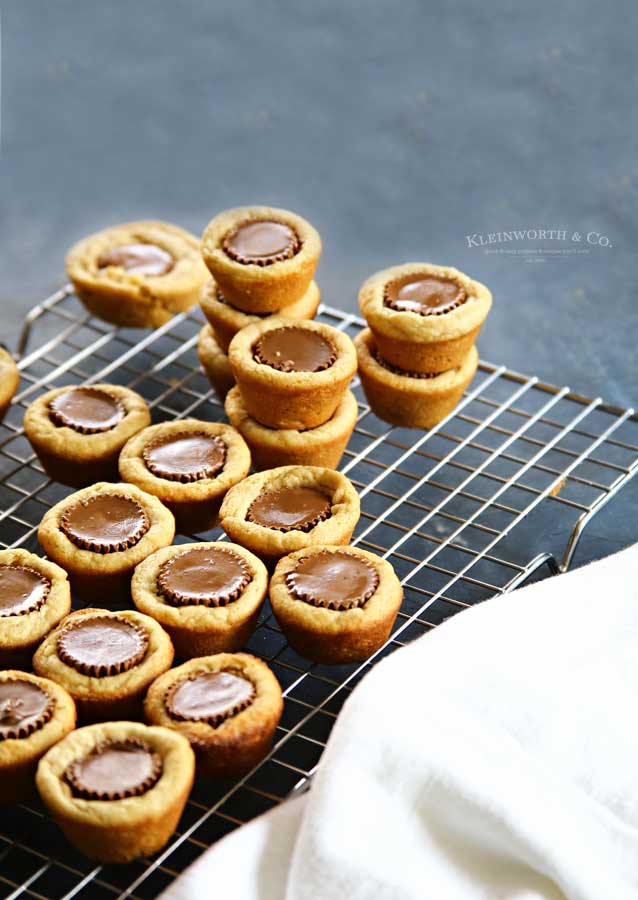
[355,263,492,429]
[197,205,358,470]
[196,205,323,402]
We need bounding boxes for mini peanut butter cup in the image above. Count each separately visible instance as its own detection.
[58,615,149,677]
[97,243,175,276]
[157,546,251,607]
[49,387,125,434]
[222,220,300,267]
[253,326,336,373]
[0,679,54,740]
[0,564,50,617]
[142,432,226,483]
[286,550,380,610]
[373,350,443,379]
[60,494,150,553]
[384,273,466,316]
[165,670,255,726]
[65,739,162,800]
[246,486,332,533]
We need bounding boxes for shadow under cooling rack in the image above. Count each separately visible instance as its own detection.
[0,286,637,899]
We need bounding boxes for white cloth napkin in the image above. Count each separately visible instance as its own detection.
[162,545,638,900]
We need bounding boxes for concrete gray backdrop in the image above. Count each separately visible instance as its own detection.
[2,0,636,407]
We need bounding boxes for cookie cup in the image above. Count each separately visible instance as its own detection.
[131,542,268,658]
[24,384,151,487]
[225,386,357,471]
[119,419,251,534]
[36,721,195,863]
[359,263,491,374]
[0,550,72,669]
[356,329,478,429]
[0,348,19,423]
[33,608,174,723]
[144,653,283,778]
[197,325,235,402]
[66,220,209,328]
[201,206,321,313]
[219,466,360,566]
[0,672,76,804]
[270,546,403,664]
[200,277,320,352]
[228,318,357,429]
[37,482,175,602]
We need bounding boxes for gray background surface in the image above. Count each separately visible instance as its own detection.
[0,0,636,561]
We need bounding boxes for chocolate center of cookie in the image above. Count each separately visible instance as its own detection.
[97,243,174,276]
[286,551,380,610]
[384,274,466,315]
[253,327,336,373]
[58,616,149,677]
[49,387,125,434]
[0,565,50,617]
[166,671,255,725]
[0,680,53,740]
[247,486,331,532]
[157,547,251,607]
[222,220,299,266]
[65,740,162,800]
[143,433,226,482]
[60,494,150,553]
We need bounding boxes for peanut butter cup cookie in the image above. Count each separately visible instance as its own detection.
[66,220,209,328]
[359,263,491,374]
[0,549,72,669]
[24,383,151,487]
[356,329,478,429]
[200,276,320,352]
[0,348,19,424]
[144,653,283,778]
[201,206,321,313]
[197,325,235,402]
[220,466,360,565]
[228,318,357,429]
[119,419,251,534]
[38,482,175,602]
[270,546,403,664]
[225,386,358,471]
[132,542,268,658]
[36,721,194,862]
[34,608,174,722]
[0,671,75,804]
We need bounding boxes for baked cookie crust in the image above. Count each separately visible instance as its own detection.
[66,220,209,328]
[132,541,268,658]
[119,419,251,534]
[0,549,72,669]
[38,482,175,602]
[219,465,360,565]
[197,325,235,402]
[24,383,151,487]
[228,318,357,430]
[0,671,76,804]
[0,348,19,423]
[144,652,283,778]
[200,277,320,353]
[356,329,478,429]
[270,545,403,664]
[225,386,358,471]
[33,608,174,722]
[359,263,491,374]
[201,206,321,313]
[36,721,194,862]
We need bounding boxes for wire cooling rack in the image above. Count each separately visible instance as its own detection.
[1,285,637,899]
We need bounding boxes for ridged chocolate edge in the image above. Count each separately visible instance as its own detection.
[0,566,51,618]
[253,327,337,373]
[383,277,467,317]
[373,350,445,379]
[142,432,227,483]
[164,669,256,726]
[48,389,125,434]
[221,220,300,267]
[286,551,381,611]
[65,739,162,800]
[60,494,150,553]
[57,615,149,677]
[246,493,332,534]
[0,679,55,741]
[156,547,252,608]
